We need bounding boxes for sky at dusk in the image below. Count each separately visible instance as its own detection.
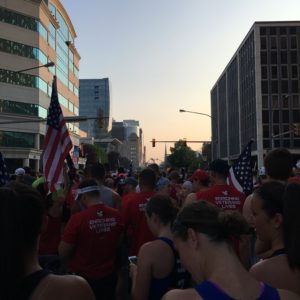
[61,0,300,163]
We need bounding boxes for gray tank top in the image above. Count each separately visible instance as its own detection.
[98,185,114,208]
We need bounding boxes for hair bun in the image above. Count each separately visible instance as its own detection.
[218,211,250,238]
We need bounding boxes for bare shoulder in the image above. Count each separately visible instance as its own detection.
[278,289,300,300]
[162,288,200,300]
[184,193,197,206]
[38,274,95,300]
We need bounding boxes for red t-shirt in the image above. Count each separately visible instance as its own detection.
[123,191,155,256]
[196,184,245,213]
[62,203,123,279]
[39,216,62,255]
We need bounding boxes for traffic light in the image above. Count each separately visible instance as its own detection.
[293,123,300,136]
[152,138,156,147]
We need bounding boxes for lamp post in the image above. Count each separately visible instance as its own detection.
[179,109,211,118]
[179,108,213,161]
[15,61,55,73]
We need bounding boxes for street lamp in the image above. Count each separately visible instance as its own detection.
[179,109,211,118]
[15,61,55,73]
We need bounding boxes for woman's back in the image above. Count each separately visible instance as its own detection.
[251,255,300,295]
[29,273,95,300]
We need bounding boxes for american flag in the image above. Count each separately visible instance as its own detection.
[43,76,73,192]
[0,152,9,186]
[228,140,253,196]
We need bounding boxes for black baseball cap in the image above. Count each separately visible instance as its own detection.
[208,159,230,175]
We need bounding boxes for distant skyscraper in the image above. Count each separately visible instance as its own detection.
[79,78,111,139]
[211,21,300,167]
[111,119,143,168]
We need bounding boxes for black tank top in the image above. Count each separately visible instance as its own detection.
[16,269,51,300]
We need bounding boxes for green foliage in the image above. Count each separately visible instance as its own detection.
[83,143,107,164]
[167,140,200,172]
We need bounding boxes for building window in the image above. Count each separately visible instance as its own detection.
[271,81,278,93]
[260,27,266,35]
[0,7,36,31]
[282,110,289,123]
[261,52,267,64]
[270,36,277,49]
[263,125,270,138]
[291,36,297,49]
[261,81,268,93]
[262,110,269,123]
[292,80,299,93]
[282,95,289,108]
[273,125,280,135]
[0,99,46,117]
[292,95,299,108]
[281,51,288,64]
[292,65,298,78]
[262,96,269,108]
[293,110,300,122]
[280,36,287,49]
[273,110,279,123]
[261,66,268,79]
[270,27,277,35]
[272,95,279,108]
[261,37,267,49]
[0,131,35,148]
[281,81,288,94]
[271,66,277,79]
[281,65,288,78]
[290,27,296,34]
[0,38,48,65]
[0,68,49,96]
[271,52,277,64]
[291,51,298,64]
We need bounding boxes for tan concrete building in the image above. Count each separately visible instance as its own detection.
[0,0,85,172]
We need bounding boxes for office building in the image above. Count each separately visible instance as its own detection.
[79,78,111,139]
[211,21,300,167]
[111,119,143,168]
[0,0,84,172]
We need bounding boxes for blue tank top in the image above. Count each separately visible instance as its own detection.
[194,280,280,300]
[148,237,190,300]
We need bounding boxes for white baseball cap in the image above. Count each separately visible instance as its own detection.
[15,168,25,176]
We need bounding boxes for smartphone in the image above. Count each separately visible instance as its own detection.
[128,256,138,265]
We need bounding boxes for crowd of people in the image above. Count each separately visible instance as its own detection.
[1,147,300,299]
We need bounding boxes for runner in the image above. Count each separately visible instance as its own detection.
[162,201,299,300]
[123,168,157,256]
[130,195,190,300]
[196,159,245,212]
[250,182,300,295]
[0,183,95,300]
[59,179,124,300]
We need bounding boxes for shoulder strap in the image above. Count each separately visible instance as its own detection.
[17,269,51,300]
[257,283,280,300]
[158,237,174,250]
[195,281,234,300]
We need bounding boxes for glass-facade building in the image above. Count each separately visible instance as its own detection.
[211,22,300,167]
[79,78,111,139]
[0,0,82,172]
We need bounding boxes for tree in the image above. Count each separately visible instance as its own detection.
[167,140,200,172]
[82,144,108,164]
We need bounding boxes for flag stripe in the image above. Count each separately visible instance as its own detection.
[228,140,253,196]
[43,76,73,192]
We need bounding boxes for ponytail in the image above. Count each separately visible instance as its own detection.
[283,183,300,271]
